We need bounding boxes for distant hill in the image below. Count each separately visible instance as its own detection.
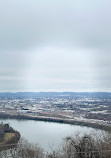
[0,92,111,98]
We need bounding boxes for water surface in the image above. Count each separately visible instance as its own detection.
[0,119,101,152]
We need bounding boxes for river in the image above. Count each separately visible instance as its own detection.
[0,118,102,152]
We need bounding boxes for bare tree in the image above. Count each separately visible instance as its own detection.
[0,138,44,158]
[1,132,111,158]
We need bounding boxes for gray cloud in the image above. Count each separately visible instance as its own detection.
[0,0,111,92]
[0,0,111,51]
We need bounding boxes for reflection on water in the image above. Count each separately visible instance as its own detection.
[0,118,101,152]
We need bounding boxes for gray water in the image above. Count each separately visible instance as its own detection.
[0,119,101,152]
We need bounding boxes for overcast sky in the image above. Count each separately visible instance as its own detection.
[0,0,111,92]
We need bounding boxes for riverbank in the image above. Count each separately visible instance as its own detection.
[0,112,111,132]
[0,122,20,151]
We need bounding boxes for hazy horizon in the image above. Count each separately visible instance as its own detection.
[0,90,111,93]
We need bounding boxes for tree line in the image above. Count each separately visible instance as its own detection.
[0,123,20,152]
[1,132,111,158]
[0,112,111,132]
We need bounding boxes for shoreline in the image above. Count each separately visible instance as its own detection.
[0,113,111,132]
[0,123,20,151]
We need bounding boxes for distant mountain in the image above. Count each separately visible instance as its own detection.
[0,92,111,98]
